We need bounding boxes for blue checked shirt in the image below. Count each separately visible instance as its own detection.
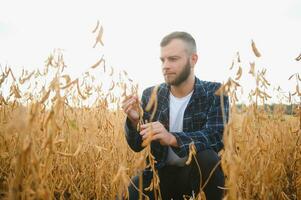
[124,77,229,170]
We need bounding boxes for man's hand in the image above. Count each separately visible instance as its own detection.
[140,121,178,147]
[121,95,140,128]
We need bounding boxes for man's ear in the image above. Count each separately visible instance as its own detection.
[191,53,198,67]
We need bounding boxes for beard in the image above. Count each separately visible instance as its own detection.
[165,60,192,86]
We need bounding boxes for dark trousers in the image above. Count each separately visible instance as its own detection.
[127,149,224,200]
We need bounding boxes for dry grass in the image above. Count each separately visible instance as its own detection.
[0,31,300,199]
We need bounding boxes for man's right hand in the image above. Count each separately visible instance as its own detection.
[121,95,140,129]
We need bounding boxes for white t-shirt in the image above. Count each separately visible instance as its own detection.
[165,90,193,166]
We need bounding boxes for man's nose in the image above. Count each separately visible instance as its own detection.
[162,60,170,70]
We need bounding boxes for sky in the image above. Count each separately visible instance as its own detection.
[0,0,300,103]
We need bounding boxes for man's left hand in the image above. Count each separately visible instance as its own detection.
[140,121,178,147]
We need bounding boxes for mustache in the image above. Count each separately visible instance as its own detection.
[163,72,176,75]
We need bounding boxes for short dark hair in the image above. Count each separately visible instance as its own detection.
[160,31,197,55]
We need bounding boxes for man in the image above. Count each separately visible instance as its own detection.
[122,31,229,200]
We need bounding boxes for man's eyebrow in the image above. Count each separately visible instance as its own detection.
[161,55,180,59]
[168,56,181,59]
[160,55,181,61]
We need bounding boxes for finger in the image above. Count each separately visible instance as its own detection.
[140,124,147,129]
[141,122,153,129]
[143,126,160,136]
[140,127,155,139]
[142,129,160,140]
[121,98,136,110]
[132,95,138,101]
[121,96,136,107]
[140,126,151,136]
[121,95,133,104]
[130,95,138,103]
[140,129,148,140]
[142,133,148,140]
[140,129,146,136]
[122,102,131,112]
[141,121,161,129]
[142,131,156,140]
[124,104,133,114]
[140,123,149,130]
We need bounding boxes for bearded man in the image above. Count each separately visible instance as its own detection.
[122,31,229,200]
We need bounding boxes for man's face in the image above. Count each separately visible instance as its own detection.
[160,39,193,86]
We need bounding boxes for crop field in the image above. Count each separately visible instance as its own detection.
[0,32,300,199]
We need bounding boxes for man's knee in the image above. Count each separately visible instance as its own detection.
[195,149,221,169]
[191,149,223,184]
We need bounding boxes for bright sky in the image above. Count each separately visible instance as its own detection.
[0,0,300,103]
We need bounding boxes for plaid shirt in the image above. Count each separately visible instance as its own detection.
[124,76,229,170]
